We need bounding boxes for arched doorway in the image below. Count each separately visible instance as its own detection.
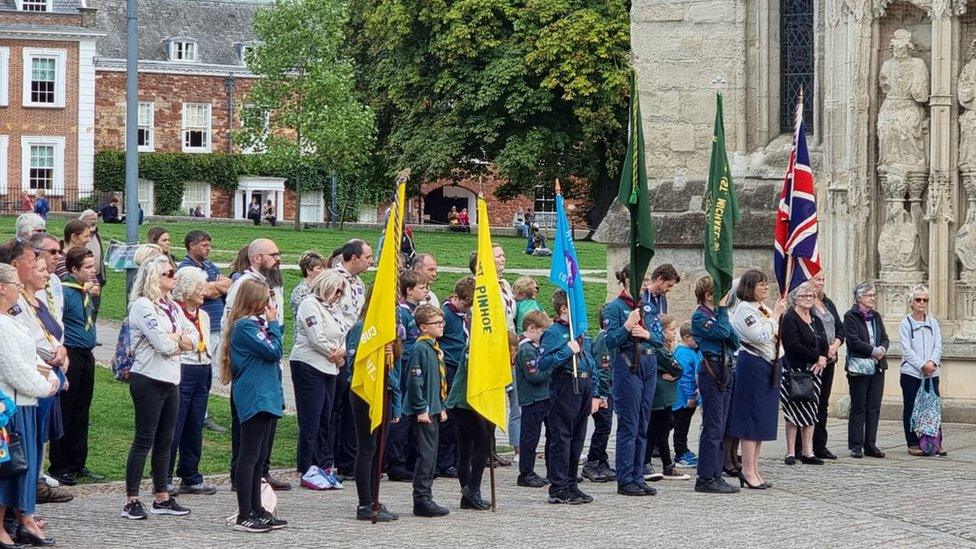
[423,185,477,225]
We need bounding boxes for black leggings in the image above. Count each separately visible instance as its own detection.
[351,392,388,507]
[236,412,274,517]
[647,408,675,469]
[125,373,180,497]
[453,407,493,494]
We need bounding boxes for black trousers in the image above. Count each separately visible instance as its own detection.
[329,373,357,475]
[236,412,274,517]
[453,407,492,494]
[125,373,180,497]
[848,370,885,452]
[672,405,696,458]
[290,360,337,474]
[900,374,941,447]
[519,400,549,476]
[587,398,613,463]
[436,364,458,473]
[50,347,96,475]
[385,410,414,476]
[350,392,390,507]
[546,373,591,494]
[410,415,440,504]
[647,408,675,468]
[231,394,276,479]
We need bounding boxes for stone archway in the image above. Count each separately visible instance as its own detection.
[422,183,478,225]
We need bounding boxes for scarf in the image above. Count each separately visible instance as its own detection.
[62,279,92,330]
[158,299,179,334]
[179,302,209,359]
[418,335,447,400]
[857,304,876,323]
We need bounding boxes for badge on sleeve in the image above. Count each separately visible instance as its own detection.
[146,318,158,330]
[305,316,318,328]
[410,367,422,377]
[8,304,21,316]
[601,315,610,328]
[704,319,714,330]
[526,359,538,374]
[642,304,652,315]
[744,315,756,327]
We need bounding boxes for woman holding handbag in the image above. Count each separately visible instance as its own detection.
[844,282,889,459]
[0,262,61,548]
[779,282,829,466]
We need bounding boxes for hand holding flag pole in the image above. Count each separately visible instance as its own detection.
[551,179,588,395]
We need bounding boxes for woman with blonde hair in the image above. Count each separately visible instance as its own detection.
[290,269,346,490]
[218,279,286,533]
[122,255,194,520]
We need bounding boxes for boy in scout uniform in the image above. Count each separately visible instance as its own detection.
[582,305,615,483]
[515,310,552,488]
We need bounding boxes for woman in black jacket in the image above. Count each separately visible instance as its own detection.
[800,272,845,459]
[843,282,889,459]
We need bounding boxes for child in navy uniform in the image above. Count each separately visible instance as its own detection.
[515,310,552,488]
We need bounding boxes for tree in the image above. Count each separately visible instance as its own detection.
[347,0,630,231]
[240,0,375,230]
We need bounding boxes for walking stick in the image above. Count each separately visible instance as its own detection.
[489,425,497,512]
[371,350,393,524]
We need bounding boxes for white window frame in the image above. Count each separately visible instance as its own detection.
[137,101,155,152]
[180,182,211,216]
[181,103,212,153]
[22,48,66,108]
[238,43,255,65]
[20,136,65,196]
[138,179,155,216]
[0,136,8,194]
[0,48,8,107]
[169,41,198,63]
[15,0,52,11]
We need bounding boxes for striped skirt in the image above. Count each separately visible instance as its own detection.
[780,368,822,427]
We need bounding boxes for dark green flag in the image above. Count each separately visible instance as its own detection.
[704,92,740,302]
[617,69,655,300]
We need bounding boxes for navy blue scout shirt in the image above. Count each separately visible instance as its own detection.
[346,318,402,418]
[179,256,225,332]
[537,318,599,397]
[515,337,550,406]
[440,301,468,368]
[691,305,739,360]
[602,293,664,355]
[591,329,612,399]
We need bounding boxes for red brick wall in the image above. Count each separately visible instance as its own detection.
[0,38,80,206]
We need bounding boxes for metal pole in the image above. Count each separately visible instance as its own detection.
[124,0,139,299]
[330,172,338,228]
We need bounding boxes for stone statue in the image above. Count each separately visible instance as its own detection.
[959,40,976,170]
[957,175,976,282]
[877,29,929,172]
[878,171,925,281]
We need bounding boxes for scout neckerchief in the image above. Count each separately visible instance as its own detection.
[178,301,210,360]
[158,299,179,334]
[43,280,55,313]
[418,335,447,400]
[21,291,62,346]
[62,277,93,330]
[445,300,470,339]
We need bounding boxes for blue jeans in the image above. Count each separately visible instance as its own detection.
[612,351,656,486]
[170,364,211,486]
[507,384,522,447]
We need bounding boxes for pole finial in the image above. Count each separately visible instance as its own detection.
[555,178,562,195]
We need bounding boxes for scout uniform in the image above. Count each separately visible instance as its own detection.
[404,335,447,509]
[515,336,551,485]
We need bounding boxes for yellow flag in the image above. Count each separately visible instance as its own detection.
[351,177,407,431]
[466,195,512,430]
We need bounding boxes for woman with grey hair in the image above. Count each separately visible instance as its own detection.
[899,284,945,456]
[14,213,46,242]
[779,282,829,466]
[843,282,890,459]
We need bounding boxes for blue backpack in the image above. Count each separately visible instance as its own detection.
[110,319,145,381]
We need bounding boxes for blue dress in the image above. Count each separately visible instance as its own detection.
[728,301,780,442]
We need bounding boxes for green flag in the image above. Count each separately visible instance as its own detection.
[617,69,655,299]
[704,92,740,302]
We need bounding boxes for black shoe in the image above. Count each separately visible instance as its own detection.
[460,488,491,510]
[179,482,218,495]
[15,526,54,547]
[571,487,593,504]
[263,475,292,491]
[46,472,75,487]
[738,472,768,490]
[576,475,584,483]
[784,455,796,465]
[864,447,886,459]
[814,449,838,460]
[413,500,449,517]
[547,489,574,504]
[150,497,190,516]
[121,499,148,520]
[634,480,657,496]
[76,468,105,482]
[517,474,546,488]
[234,511,271,533]
[722,466,741,478]
[800,455,824,465]
[356,504,399,522]
[437,466,458,479]
[386,469,413,482]
[491,452,511,467]
[258,510,287,530]
[850,449,864,459]
[616,482,647,496]
[600,462,617,481]
[581,461,607,482]
[203,416,228,433]
[695,477,739,494]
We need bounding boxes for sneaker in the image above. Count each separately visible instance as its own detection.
[204,416,228,433]
[643,464,664,482]
[324,468,344,490]
[635,479,658,495]
[37,482,73,504]
[234,511,271,533]
[76,467,105,482]
[547,489,574,504]
[694,477,739,494]
[150,497,191,516]
[617,482,647,496]
[179,482,218,495]
[259,510,288,530]
[165,483,180,497]
[301,466,333,491]
[121,499,148,520]
[581,461,607,483]
[41,473,60,488]
[517,473,546,488]
[571,487,593,504]
[599,462,617,482]
[357,504,399,522]
[676,451,698,467]
[662,465,691,480]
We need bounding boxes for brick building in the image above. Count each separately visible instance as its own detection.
[0,0,101,212]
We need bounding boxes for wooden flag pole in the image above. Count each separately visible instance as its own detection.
[370,349,393,524]
[489,424,497,512]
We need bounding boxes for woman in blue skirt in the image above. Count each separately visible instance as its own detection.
[729,270,786,490]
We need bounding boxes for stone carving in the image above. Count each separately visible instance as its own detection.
[959,41,976,171]
[926,170,954,224]
[956,173,976,282]
[878,171,926,282]
[878,30,929,173]
[873,0,967,19]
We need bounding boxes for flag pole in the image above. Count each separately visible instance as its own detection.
[371,349,392,524]
[556,180,580,395]
[488,423,497,512]
[782,89,803,298]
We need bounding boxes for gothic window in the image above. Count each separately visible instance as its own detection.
[780,0,814,132]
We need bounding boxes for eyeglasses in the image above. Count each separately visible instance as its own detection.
[422,321,445,327]
[38,248,62,256]
[264,252,282,259]
[162,270,176,279]
[914,297,929,303]
[862,293,877,298]
[796,294,816,299]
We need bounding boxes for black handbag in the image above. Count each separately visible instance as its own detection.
[784,369,817,404]
[0,429,28,478]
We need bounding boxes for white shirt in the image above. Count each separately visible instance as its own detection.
[731,300,779,363]
[289,295,346,375]
[0,315,53,406]
[129,297,190,385]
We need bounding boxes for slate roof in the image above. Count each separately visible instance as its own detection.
[0,0,84,14]
[94,0,270,66]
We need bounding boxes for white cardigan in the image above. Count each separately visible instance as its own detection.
[0,315,54,406]
[289,294,345,375]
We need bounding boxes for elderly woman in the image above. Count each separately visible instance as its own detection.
[290,269,346,490]
[167,267,218,496]
[801,272,844,460]
[844,282,889,459]
[122,256,195,520]
[899,284,944,456]
[79,209,106,321]
[779,282,829,466]
[14,213,46,243]
[0,263,61,547]
[729,270,787,489]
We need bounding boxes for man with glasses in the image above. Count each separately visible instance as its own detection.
[223,238,291,491]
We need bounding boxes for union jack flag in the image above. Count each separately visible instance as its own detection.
[774,101,821,296]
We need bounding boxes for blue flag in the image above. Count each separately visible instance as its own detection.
[549,189,588,337]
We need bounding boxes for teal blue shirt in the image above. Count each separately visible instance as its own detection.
[230,317,284,423]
